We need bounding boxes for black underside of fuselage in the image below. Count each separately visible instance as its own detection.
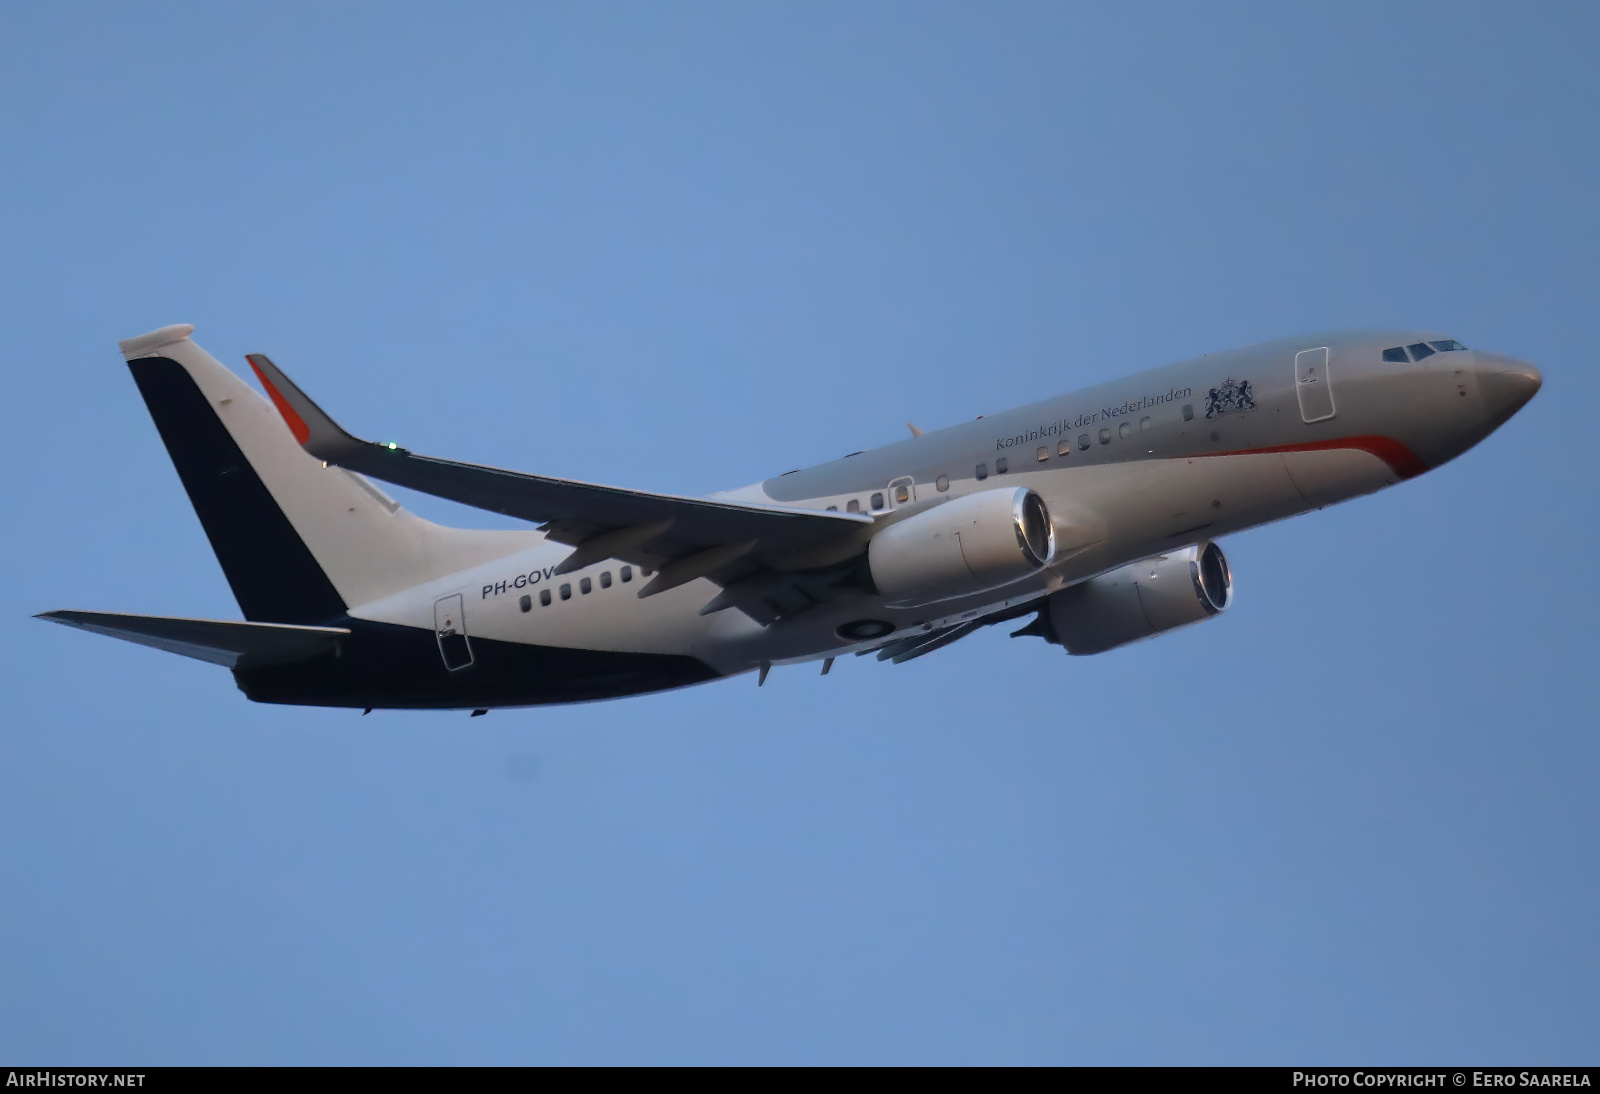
[234,618,722,709]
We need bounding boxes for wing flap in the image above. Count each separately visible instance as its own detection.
[37,611,349,669]
[874,620,985,664]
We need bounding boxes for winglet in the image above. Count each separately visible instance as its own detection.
[245,354,367,461]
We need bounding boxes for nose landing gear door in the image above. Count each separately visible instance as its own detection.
[434,593,474,671]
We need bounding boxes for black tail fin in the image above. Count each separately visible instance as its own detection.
[116,324,543,622]
[127,352,348,625]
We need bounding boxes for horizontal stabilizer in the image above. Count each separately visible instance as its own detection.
[37,611,350,669]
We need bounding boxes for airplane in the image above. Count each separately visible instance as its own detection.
[37,324,1541,712]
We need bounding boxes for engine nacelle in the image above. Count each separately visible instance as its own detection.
[869,487,1055,607]
[1043,541,1232,655]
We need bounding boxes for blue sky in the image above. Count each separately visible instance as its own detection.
[1,2,1595,1064]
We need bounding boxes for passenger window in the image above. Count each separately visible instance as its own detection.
[1382,346,1409,363]
[894,484,909,504]
[620,565,633,583]
[519,594,532,612]
[1408,342,1436,360]
[540,589,552,606]
[1182,405,1194,421]
[1118,421,1132,439]
[1036,446,1049,462]
[936,474,949,492]
[600,571,612,589]
[871,492,885,510]
[1430,339,1467,352]
[1077,434,1090,450]
[1098,428,1111,444]
[847,499,861,513]
[1140,416,1152,431]
[559,583,572,601]
[1057,439,1070,456]
[580,577,592,595]
[976,463,988,480]
[826,505,838,511]
[997,457,1010,474]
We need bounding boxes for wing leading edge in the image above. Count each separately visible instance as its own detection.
[244,355,875,609]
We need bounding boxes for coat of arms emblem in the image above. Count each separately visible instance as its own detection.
[1205,377,1256,420]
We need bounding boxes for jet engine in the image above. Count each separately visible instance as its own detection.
[869,487,1055,606]
[1034,541,1232,655]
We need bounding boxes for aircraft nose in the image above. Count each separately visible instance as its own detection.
[1475,353,1542,425]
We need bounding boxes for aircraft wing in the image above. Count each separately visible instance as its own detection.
[37,611,349,669]
[246,355,874,599]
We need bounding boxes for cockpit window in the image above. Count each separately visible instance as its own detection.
[1384,339,1467,363]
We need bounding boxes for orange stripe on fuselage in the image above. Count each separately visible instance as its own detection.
[248,358,311,445]
[1195,435,1429,480]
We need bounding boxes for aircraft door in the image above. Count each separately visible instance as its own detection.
[433,593,474,671]
[887,476,916,508]
[1295,346,1336,423]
